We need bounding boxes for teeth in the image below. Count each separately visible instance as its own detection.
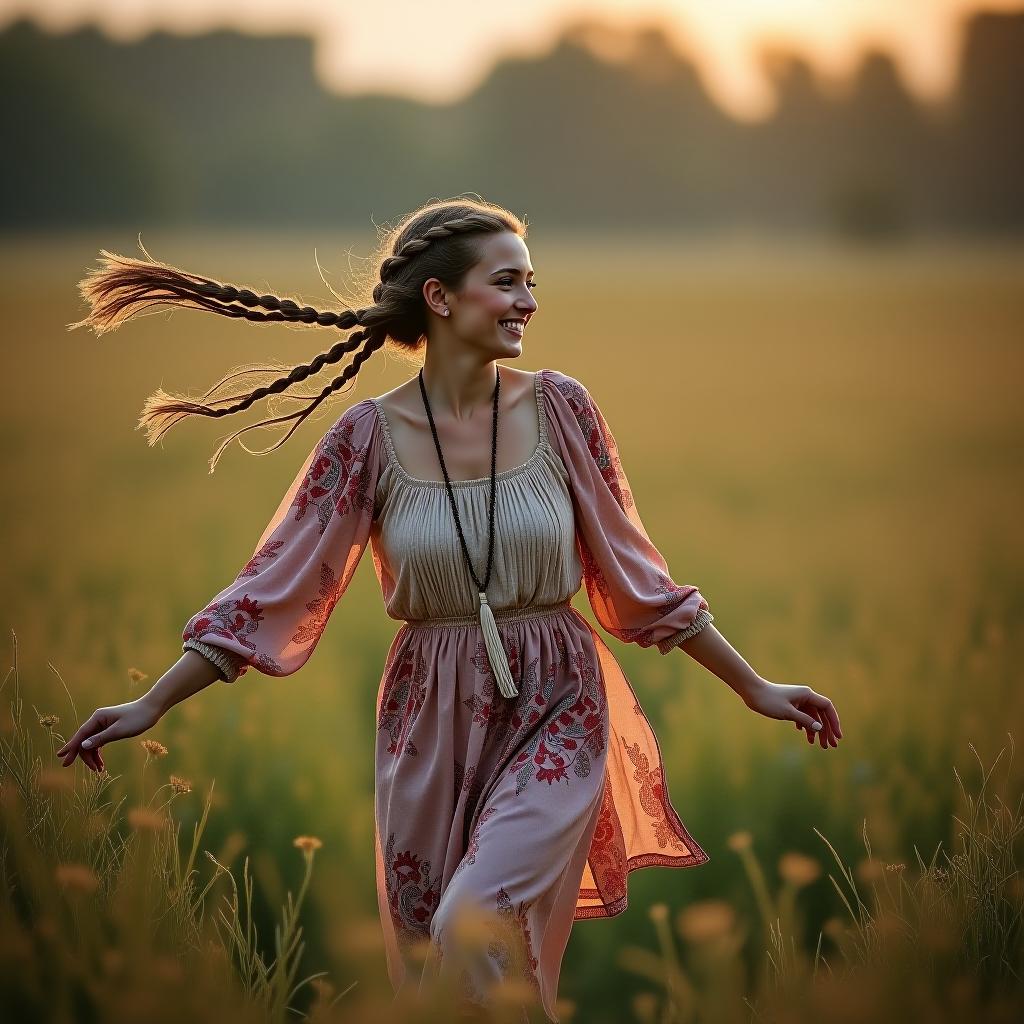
[500,320,524,335]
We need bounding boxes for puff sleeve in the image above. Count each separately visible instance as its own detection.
[181,398,382,682]
[543,371,713,654]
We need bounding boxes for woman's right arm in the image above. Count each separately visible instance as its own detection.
[55,650,223,773]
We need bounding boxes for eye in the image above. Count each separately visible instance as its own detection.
[498,278,538,289]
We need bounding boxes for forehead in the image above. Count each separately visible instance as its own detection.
[476,232,533,274]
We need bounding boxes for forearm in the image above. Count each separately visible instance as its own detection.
[675,623,764,702]
[137,650,224,719]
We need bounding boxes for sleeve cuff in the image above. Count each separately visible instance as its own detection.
[656,608,714,655]
[183,638,248,683]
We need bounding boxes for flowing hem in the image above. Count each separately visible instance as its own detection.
[571,612,710,921]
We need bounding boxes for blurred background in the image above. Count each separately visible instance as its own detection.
[1,2,1022,1022]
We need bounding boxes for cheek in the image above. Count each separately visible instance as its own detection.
[468,288,506,318]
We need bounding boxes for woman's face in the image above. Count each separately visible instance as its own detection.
[424,231,538,358]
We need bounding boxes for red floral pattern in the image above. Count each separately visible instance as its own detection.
[506,648,606,794]
[237,538,284,579]
[487,887,542,998]
[292,413,376,535]
[377,646,428,758]
[551,375,633,511]
[383,831,442,945]
[182,402,378,678]
[182,595,284,675]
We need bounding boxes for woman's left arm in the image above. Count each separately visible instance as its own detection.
[544,370,843,752]
[676,623,843,749]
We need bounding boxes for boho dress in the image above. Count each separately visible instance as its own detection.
[182,367,714,1022]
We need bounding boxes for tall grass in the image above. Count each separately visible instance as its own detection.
[4,628,1021,1021]
[2,232,1022,1020]
[619,740,1023,1023]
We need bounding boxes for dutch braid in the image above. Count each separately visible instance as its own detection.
[68,197,527,472]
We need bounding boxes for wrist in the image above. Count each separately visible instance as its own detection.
[734,672,767,704]
[136,690,167,720]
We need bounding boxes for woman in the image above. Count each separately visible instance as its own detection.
[59,196,842,1022]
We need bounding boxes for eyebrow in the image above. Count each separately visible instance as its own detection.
[490,267,535,276]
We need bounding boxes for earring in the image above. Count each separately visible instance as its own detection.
[443,308,449,316]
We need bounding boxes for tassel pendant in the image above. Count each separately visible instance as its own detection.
[478,591,518,698]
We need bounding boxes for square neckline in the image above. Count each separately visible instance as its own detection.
[370,368,549,489]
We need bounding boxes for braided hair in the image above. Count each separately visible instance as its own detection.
[68,196,528,471]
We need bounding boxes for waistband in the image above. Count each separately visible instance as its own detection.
[402,599,575,630]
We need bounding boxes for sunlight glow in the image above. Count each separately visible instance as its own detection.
[0,0,1020,119]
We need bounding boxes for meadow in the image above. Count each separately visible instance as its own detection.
[1,229,1022,1022]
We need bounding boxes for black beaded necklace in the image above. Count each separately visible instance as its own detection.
[417,366,518,698]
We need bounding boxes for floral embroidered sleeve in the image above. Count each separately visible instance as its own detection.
[181,399,382,682]
[543,371,713,654]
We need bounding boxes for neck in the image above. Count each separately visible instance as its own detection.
[419,355,500,421]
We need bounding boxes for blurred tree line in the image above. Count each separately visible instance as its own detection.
[1,10,1021,237]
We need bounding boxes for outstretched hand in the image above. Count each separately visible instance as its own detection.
[743,679,843,749]
[54,698,163,773]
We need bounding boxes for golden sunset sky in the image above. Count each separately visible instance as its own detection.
[3,0,1021,119]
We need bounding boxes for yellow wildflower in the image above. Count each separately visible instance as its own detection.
[55,863,99,894]
[128,806,167,831]
[778,851,821,887]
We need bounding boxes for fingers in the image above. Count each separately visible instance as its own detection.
[824,699,843,740]
[805,700,838,749]
[56,711,103,759]
[812,694,841,748]
[793,697,840,750]
[55,712,112,773]
[793,707,822,737]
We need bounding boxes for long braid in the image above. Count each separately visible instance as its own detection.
[199,328,389,472]
[68,198,526,471]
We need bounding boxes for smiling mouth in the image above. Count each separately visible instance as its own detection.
[499,320,525,337]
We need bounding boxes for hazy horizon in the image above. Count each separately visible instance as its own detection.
[3,0,1022,120]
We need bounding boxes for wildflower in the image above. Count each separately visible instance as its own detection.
[37,768,75,793]
[855,857,885,883]
[169,775,192,794]
[553,997,577,1020]
[778,851,821,887]
[127,668,148,685]
[293,835,323,854]
[676,899,735,943]
[128,806,167,831]
[55,863,99,895]
[884,862,907,874]
[632,992,658,1024]
[726,830,752,852]
[154,955,183,984]
[38,713,59,729]
[140,739,168,757]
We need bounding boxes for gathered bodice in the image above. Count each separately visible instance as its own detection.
[368,370,584,623]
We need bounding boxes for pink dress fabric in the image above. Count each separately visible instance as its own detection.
[182,367,712,1022]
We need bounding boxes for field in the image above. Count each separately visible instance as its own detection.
[1,230,1022,1022]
